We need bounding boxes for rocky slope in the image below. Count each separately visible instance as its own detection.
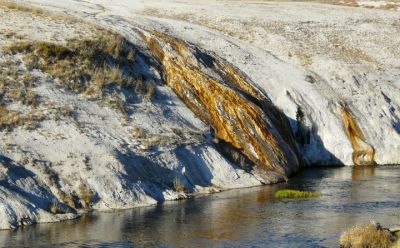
[0,0,399,229]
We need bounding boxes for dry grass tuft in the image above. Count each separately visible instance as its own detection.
[0,55,45,131]
[0,105,45,131]
[0,0,44,15]
[340,224,394,248]
[0,56,40,107]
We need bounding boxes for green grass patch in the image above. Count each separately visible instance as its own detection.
[274,189,320,199]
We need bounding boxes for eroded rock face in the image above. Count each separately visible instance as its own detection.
[0,6,266,230]
[142,31,302,183]
[3,0,399,231]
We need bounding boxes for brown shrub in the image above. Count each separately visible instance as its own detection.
[340,224,393,248]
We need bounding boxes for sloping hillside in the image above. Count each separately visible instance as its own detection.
[0,1,291,229]
[20,0,400,165]
[0,0,399,229]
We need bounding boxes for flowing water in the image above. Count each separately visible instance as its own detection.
[1,166,399,247]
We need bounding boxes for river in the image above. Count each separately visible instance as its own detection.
[1,166,399,247]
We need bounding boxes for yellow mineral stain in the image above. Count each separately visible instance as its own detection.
[142,30,301,181]
[341,106,375,166]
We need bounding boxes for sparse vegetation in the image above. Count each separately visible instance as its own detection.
[137,129,204,150]
[340,223,397,248]
[274,189,320,199]
[0,0,79,24]
[2,31,156,115]
[0,26,156,130]
[0,105,45,131]
[0,55,47,131]
[0,56,40,107]
[130,127,147,139]
[0,0,44,15]
[106,95,128,115]
[1,30,26,40]
[142,135,174,150]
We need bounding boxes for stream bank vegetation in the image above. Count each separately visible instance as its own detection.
[340,223,400,248]
[274,189,320,199]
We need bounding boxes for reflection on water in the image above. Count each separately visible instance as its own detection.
[352,166,375,181]
[1,166,399,248]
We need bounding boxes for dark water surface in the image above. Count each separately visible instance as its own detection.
[1,166,399,248]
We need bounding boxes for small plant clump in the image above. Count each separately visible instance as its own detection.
[340,223,397,248]
[274,189,320,199]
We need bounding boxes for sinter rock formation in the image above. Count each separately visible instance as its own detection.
[0,0,399,229]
